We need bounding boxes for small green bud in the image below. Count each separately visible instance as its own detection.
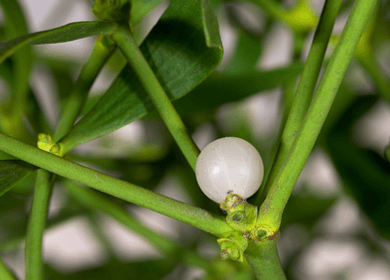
[49,144,60,154]
[230,211,246,223]
[254,229,267,240]
[37,133,64,157]
[217,236,248,262]
[221,194,258,233]
[250,226,273,241]
[220,194,244,211]
[38,133,48,142]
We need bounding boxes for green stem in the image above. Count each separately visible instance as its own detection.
[0,133,233,237]
[244,235,286,280]
[54,35,116,142]
[258,0,342,206]
[258,0,377,231]
[25,169,54,280]
[0,258,16,280]
[64,179,210,270]
[110,27,200,171]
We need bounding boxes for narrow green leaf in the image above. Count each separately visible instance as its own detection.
[0,0,33,100]
[176,63,304,115]
[0,0,29,39]
[61,0,223,151]
[0,21,117,65]
[0,160,36,196]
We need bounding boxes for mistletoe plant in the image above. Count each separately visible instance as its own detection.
[0,0,388,279]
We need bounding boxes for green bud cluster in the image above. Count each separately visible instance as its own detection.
[37,133,64,157]
[217,194,275,262]
[217,235,247,262]
[220,194,257,232]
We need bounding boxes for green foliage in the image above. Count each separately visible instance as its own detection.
[60,0,223,152]
[0,21,117,65]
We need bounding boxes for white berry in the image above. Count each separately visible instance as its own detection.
[195,137,264,203]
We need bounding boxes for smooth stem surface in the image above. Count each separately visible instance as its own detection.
[55,35,116,142]
[245,236,286,280]
[258,0,377,231]
[25,169,54,280]
[64,180,210,270]
[111,27,200,171]
[0,258,15,280]
[0,133,233,237]
[258,0,342,206]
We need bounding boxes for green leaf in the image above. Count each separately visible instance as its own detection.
[61,0,223,151]
[326,96,390,239]
[0,0,29,39]
[0,21,117,65]
[0,0,33,99]
[130,0,169,27]
[175,63,304,115]
[0,160,37,196]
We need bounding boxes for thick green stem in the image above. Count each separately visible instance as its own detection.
[258,0,377,231]
[25,169,54,280]
[258,0,342,206]
[0,133,233,237]
[0,258,16,280]
[111,27,200,171]
[64,179,210,270]
[244,235,286,280]
[54,35,116,142]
